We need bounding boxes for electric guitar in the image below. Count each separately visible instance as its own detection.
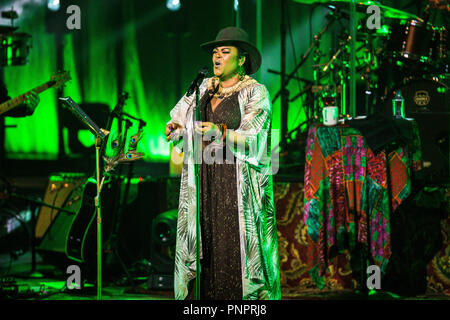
[0,70,71,116]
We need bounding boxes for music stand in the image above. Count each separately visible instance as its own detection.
[59,97,108,300]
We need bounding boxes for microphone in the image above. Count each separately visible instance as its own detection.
[186,66,208,97]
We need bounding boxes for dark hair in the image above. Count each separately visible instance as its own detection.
[236,46,248,59]
[236,46,248,74]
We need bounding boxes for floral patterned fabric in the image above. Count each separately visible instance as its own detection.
[274,181,449,297]
[275,181,357,294]
[303,121,422,287]
[426,211,450,296]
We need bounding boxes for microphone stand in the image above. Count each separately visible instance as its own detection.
[193,82,202,300]
[181,67,206,299]
[58,97,108,301]
[94,135,103,300]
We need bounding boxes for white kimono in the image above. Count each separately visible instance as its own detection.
[169,77,281,300]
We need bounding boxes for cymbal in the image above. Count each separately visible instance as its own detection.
[293,0,420,21]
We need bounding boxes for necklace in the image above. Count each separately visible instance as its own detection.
[208,75,257,99]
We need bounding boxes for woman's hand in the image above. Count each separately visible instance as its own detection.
[24,90,40,115]
[194,121,220,138]
[165,122,182,141]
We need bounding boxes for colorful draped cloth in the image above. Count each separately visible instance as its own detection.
[303,121,422,285]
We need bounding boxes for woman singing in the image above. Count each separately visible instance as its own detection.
[165,27,280,300]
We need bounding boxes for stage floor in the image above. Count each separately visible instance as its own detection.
[1,174,448,301]
[1,252,448,301]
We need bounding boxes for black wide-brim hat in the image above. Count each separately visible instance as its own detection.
[200,26,261,75]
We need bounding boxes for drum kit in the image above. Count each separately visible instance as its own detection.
[282,1,449,179]
[379,12,449,116]
[300,0,449,117]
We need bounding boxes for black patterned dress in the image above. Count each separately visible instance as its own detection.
[187,90,243,300]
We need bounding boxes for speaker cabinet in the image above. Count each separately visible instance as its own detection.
[35,173,87,242]
[117,176,180,274]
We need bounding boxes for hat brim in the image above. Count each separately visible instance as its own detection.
[200,40,261,75]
